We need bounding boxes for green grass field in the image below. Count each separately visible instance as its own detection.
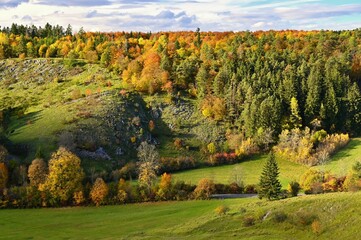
[313,138,361,176]
[172,155,308,187]
[172,138,361,187]
[1,192,361,239]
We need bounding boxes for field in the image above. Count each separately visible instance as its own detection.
[172,138,361,187]
[1,191,361,239]
[172,155,308,187]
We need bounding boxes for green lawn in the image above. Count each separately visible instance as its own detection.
[1,192,361,239]
[172,155,308,187]
[172,138,361,187]
[313,138,361,176]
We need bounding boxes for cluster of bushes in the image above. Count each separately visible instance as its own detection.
[274,128,349,166]
[0,174,251,208]
[207,152,239,166]
[299,169,349,194]
[159,156,197,173]
[2,144,256,208]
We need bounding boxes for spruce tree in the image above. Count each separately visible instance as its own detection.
[258,152,282,200]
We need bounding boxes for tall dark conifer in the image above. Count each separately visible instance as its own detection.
[258,152,282,200]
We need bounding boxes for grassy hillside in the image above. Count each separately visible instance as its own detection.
[172,138,361,187]
[313,138,361,177]
[172,155,308,187]
[1,192,361,239]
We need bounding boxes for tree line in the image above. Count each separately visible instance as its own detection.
[1,24,360,138]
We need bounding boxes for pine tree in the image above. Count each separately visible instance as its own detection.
[258,152,282,200]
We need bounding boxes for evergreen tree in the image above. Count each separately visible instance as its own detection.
[258,152,282,200]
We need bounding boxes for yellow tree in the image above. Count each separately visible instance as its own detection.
[28,158,48,187]
[41,147,84,204]
[157,173,172,200]
[0,162,8,191]
[90,177,109,206]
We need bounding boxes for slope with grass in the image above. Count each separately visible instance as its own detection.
[313,138,361,177]
[1,191,361,239]
[171,138,361,187]
[172,155,308,187]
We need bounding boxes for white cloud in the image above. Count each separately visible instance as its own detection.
[0,0,360,31]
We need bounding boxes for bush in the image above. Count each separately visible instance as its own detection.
[243,216,255,227]
[272,211,288,223]
[287,181,300,197]
[293,211,318,226]
[311,220,322,234]
[193,178,215,200]
[90,178,109,206]
[159,156,196,173]
[300,169,324,194]
[244,184,257,194]
[173,138,184,149]
[215,205,230,216]
[207,152,238,166]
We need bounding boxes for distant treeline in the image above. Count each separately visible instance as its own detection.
[1,23,361,136]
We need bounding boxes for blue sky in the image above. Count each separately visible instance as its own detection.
[0,0,360,32]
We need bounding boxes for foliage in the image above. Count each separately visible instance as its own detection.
[214,205,230,216]
[0,145,8,163]
[157,173,173,200]
[159,156,196,173]
[0,162,8,191]
[275,128,349,166]
[40,147,84,205]
[90,178,109,206]
[299,169,324,194]
[193,178,215,199]
[287,181,300,197]
[235,138,259,157]
[137,142,160,192]
[28,158,48,187]
[258,152,282,200]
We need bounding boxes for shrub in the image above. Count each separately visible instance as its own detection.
[173,138,184,149]
[300,169,324,194]
[156,173,173,200]
[90,178,109,206]
[172,181,195,200]
[215,205,230,216]
[0,162,8,191]
[207,142,217,154]
[244,184,257,194]
[207,152,238,166]
[311,220,322,234]
[118,162,137,180]
[193,178,215,200]
[235,138,259,157]
[293,211,318,226]
[73,190,85,206]
[159,156,196,173]
[287,181,300,197]
[272,211,288,223]
[243,216,255,227]
[28,158,48,187]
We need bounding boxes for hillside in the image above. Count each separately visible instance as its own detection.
[2,191,361,239]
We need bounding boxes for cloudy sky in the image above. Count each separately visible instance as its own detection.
[0,0,361,32]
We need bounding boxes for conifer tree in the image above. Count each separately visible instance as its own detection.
[258,152,282,200]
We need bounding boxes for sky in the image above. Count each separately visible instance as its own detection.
[0,0,361,32]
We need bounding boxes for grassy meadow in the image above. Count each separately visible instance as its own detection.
[1,192,361,239]
[172,138,361,187]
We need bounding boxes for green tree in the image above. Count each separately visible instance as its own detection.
[41,147,84,204]
[258,152,282,200]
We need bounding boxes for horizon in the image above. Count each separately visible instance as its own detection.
[0,0,360,32]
